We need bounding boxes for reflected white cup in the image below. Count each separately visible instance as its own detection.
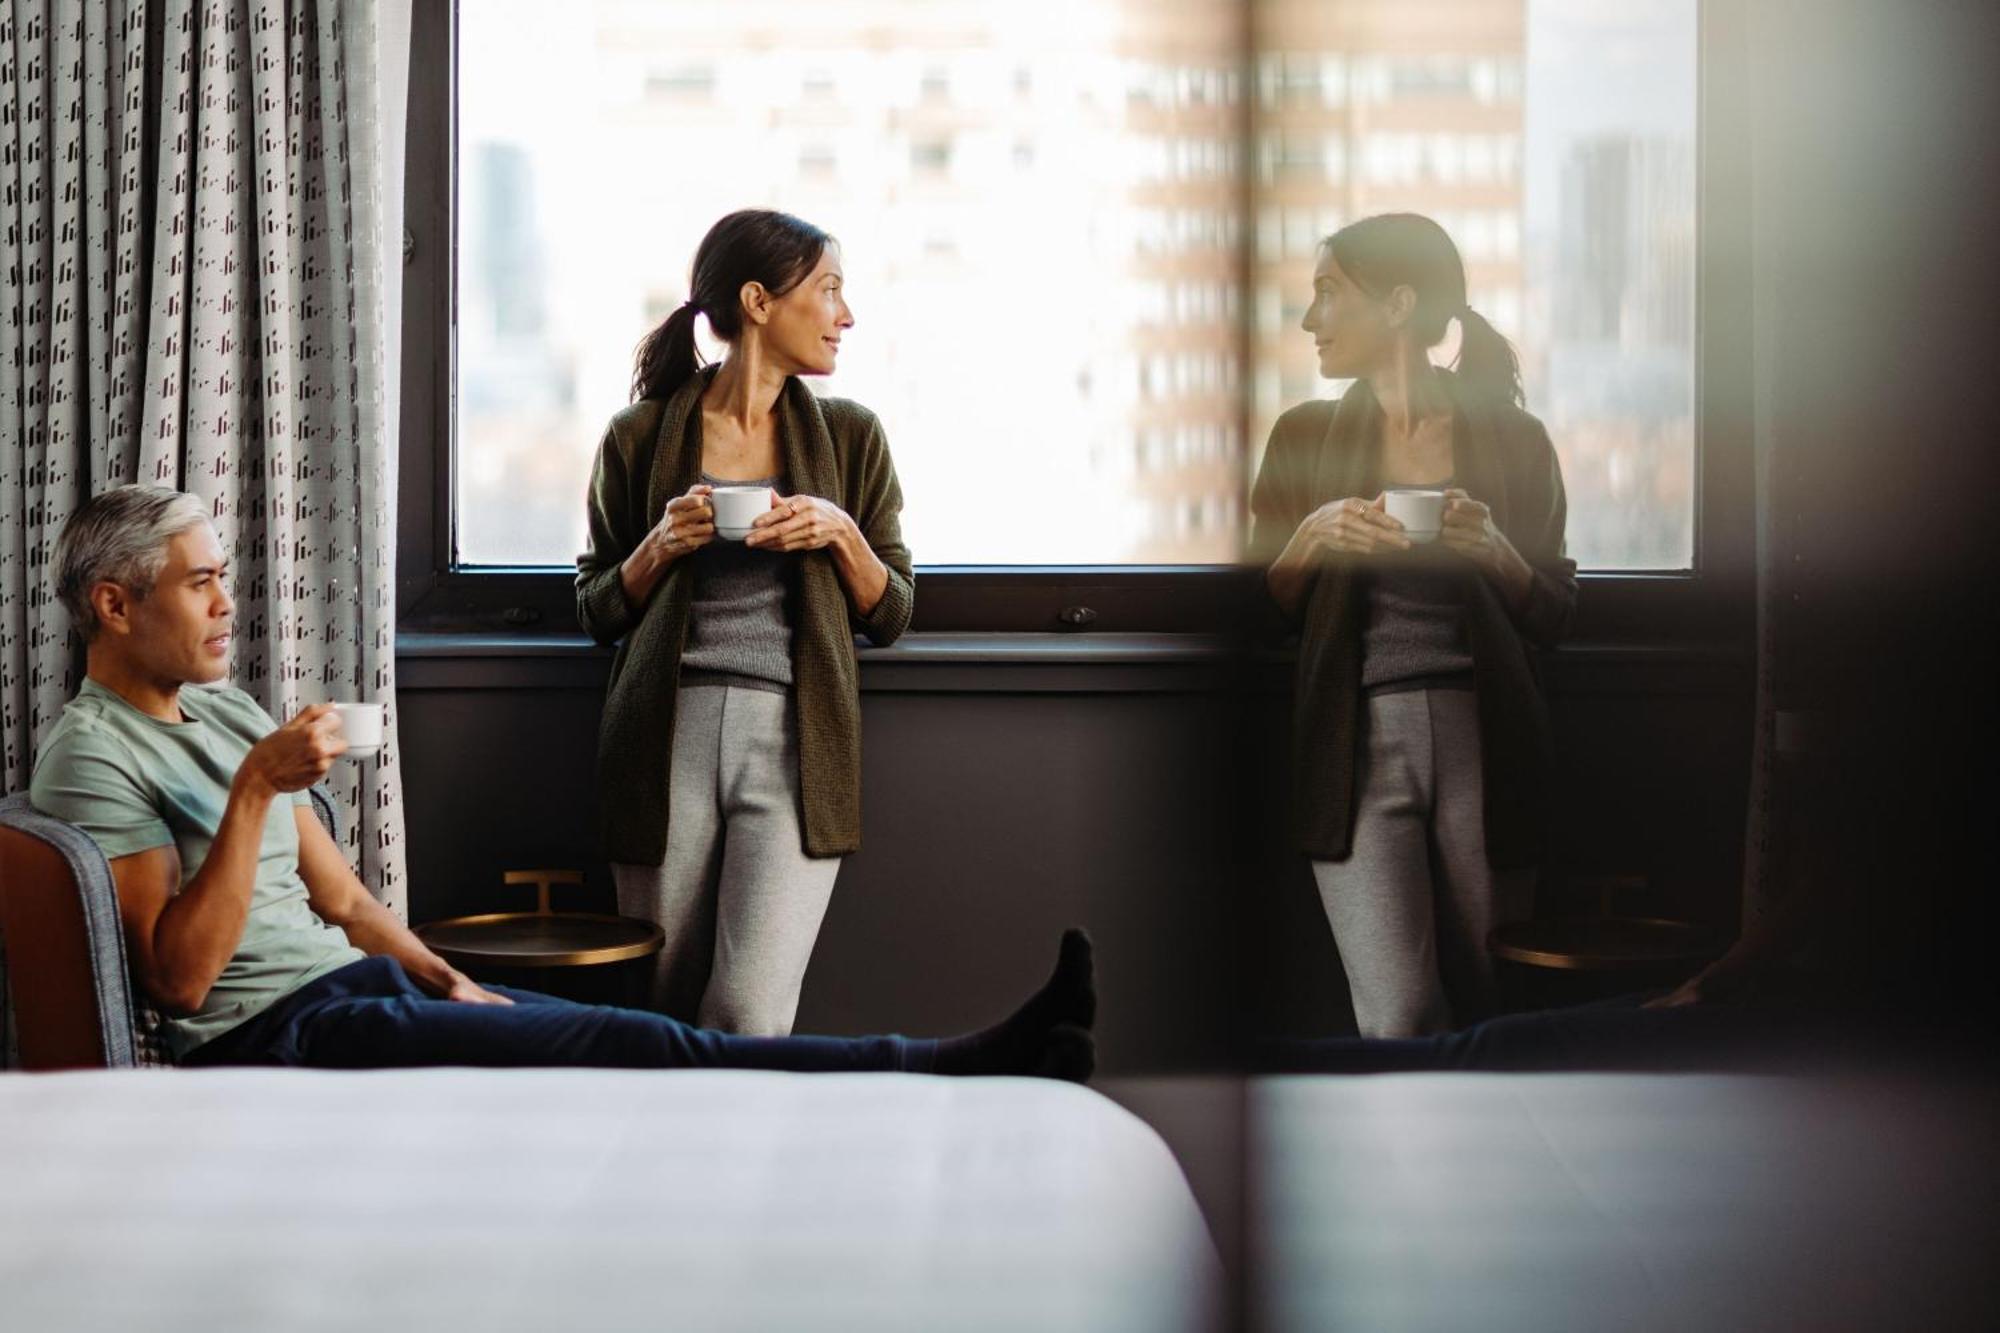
[1383,488,1446,543]
[710,486,774,541]
[331,702,384,760]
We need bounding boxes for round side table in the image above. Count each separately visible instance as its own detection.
[415,870,664,1005]
[1489,916,1723,1010]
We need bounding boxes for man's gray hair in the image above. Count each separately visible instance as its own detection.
[54,485,213,640]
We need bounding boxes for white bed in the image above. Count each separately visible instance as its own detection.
[1253,1073,1998,1333]
[0,1069,1220,1333]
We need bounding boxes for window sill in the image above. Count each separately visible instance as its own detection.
[396,630,1229,662]
[396,630,1237,693]
[395,630,1748,696]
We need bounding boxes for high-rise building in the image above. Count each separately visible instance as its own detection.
[1115,1,1245,560]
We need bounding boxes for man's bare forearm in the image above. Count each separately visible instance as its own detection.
[335,895,458,993]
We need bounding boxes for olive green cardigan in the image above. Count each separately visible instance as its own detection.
[575,368,914,865]
[1248,372,1578,868]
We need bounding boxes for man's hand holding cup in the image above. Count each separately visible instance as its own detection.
[237,704,346,797]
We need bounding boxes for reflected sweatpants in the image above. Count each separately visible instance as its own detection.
[1311,687,1536,1038]
[183,956,932,1072]
[613,684,842,1038]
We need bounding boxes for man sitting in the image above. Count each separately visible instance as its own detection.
[29,486,1093,1077]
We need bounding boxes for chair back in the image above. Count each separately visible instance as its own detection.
[0,788,339,1070]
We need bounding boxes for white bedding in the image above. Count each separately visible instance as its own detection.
[0,1069,1220,1333]
[1254,1073,1997,1333]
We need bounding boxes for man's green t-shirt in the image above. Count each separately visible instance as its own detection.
[28,678,365,1058]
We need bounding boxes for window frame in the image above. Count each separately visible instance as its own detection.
[397,0,1750,649]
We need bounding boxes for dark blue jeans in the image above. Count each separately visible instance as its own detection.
[184,956,935,1072]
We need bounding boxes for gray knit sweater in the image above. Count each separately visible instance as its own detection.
[1359,477,1476,692]
[680,472,795,689]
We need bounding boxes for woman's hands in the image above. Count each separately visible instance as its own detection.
[1265,487,1537,619]
[748,492,890,617]
[619,483,714,610]
[1439,489,1534,608]
[1438,489,1510,571]
[744,493,857,553]
[648,483,717,561]
[1294,494,1414,558]
[1265,494,1409,618]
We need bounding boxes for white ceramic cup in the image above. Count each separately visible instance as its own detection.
[330,702,384,760]
[1383,488,1446,543]
[710,486,774,540]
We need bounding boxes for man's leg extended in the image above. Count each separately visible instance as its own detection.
[185,934,1097,1079]
[243,958,924,1071]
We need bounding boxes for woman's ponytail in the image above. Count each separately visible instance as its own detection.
[631,303,705,404]
[1454,306,1524,408]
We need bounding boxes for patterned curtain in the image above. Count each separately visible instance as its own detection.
[2,0,409,1060]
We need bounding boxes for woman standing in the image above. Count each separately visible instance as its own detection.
[1249,213,1577,1038]
[576,209,913,1036]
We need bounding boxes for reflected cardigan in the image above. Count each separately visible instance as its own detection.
[1248,373,1578,868]
[575,368,913,865]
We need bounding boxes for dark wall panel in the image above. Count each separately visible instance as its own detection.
[396,650,1748,1071]
[810,691,1235,1072]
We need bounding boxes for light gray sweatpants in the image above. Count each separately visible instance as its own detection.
[612,683,841,1037]
[1311,688,1536,1039]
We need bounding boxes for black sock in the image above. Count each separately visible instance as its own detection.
[1032,1023,1097,1083]
[932,928,1096,1080]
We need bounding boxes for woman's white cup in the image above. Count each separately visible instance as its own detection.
[331,702,384,760]
[710,486,774,540]
[1383,488,1446,543]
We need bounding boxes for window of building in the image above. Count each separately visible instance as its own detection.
[422,0,1710,628]
[645,64,714,100]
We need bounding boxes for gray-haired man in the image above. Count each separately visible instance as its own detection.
[28,485,1094,1074]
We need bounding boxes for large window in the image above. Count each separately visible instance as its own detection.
[1249,0,1695,572]
[449,0,1697,576]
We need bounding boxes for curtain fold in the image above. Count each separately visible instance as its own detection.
[3,0,408,1064]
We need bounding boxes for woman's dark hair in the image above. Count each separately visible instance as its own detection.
[1323,212,1524,407]
[631,208,833,403]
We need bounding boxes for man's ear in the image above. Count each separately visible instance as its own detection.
[739,280,772,327]
[1384,283,1418,329]
[89,581,136,638]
